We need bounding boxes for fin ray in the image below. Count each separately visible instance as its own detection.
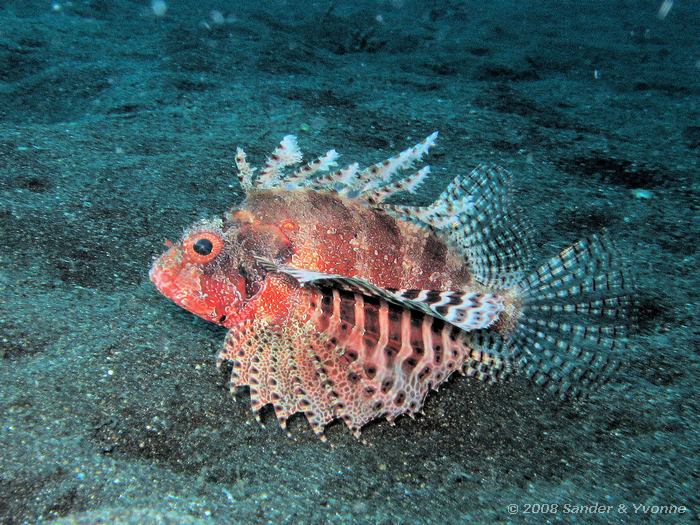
[256,258,505,332]
[363,166,431,204]
[283,149,339,189]
[337,132,438,196]
[257,135,303,188]
[234,147,256,190]
[509,233,635,398]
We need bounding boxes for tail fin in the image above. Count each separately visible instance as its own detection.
[504,234,635,398]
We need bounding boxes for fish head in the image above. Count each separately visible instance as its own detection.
[150,209,294,326]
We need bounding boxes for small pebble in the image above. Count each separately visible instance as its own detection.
[631,188,654,199]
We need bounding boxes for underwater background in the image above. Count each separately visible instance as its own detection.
[0,0,698,523]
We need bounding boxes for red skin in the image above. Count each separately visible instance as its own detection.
[150,189,473,329]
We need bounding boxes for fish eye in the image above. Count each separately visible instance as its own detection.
[193,238,213,255]
[183,230,223,264]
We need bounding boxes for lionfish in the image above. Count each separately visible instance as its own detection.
[150,132,633,440]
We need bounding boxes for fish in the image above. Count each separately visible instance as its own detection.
[150,132,634,440]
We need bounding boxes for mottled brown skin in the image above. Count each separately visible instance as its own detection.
[241,189,472,292]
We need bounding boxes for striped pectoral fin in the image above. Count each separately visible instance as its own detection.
[305,288,512,435]
[218,318,254,387]
[217,288,513,440]
[392,288,505,331]
[255,257,505,332]
[300,287,385,435]
[218,312,338,438]
[219,318,274,419]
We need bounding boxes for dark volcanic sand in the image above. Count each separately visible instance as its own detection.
[0,1,698,523]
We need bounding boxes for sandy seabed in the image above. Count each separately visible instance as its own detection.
[0,1,698,523]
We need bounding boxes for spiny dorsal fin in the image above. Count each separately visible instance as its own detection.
[234,133,438,201]
[339,131,438,196]
[283,149,339,189]
[235,136,531,290]
[307,163,360,191]
[257,135,303,187]
[379,164,532,289]
[235,147,256,190]
[255,258,504,331]
[363,166,431,204]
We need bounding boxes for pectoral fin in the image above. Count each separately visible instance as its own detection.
[255,257,504,331]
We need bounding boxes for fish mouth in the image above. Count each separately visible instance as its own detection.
[149,261,193,307]
[150,264,220,322]
[149,261,172,296]
[149,262,163,291]
[149,264,183,308]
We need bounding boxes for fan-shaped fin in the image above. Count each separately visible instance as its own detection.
[380,164,532,288]
[255,258,505,332]
[508,234,636,398]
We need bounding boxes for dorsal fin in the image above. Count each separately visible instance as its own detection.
[234,135,531,289]
[255,258,504,331]
[363,166,430,204]
[379,164,532,289]
[343,131,437,194]
[283,149,339,189]
[257,135,303,187]
[234,147,256,190]
[234,133,438,200]
[306,163,360,191]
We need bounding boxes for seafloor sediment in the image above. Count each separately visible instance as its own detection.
[0,1,698,523]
